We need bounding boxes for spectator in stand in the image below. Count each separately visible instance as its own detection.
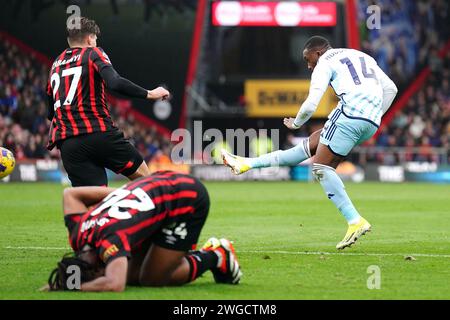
[372,52,450,164]
[358,0,449,89]
[357,0,449,164]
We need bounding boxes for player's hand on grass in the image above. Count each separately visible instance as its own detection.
[147,87,170,100]
[283,117,300,130]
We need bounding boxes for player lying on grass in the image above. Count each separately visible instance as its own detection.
[222,36,398,250]
[43,171,241,292]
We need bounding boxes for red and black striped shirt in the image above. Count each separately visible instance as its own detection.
[46,47,116,150]
[64,171,206,264]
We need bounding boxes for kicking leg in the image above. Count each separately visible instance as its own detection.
[222,129,321,175]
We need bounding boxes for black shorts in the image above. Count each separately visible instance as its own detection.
[151,179,210,252]
[58,130,143,187]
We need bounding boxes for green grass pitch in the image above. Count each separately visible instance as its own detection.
[0,181,449,299]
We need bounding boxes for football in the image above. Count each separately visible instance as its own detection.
[0,147,16,179]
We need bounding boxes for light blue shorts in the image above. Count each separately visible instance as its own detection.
[319,107,379,157]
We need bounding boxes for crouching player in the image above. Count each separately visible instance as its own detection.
[44,171,242,292]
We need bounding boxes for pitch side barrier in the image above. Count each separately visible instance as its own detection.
[2,160,449,184]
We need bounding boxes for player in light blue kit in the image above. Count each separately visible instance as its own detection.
[222,36,398,250]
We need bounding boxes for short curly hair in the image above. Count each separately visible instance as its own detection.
[48,254,98,291]
[67,17,100,43]
[303,36,331,51]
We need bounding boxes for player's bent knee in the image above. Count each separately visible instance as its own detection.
[312,167,322,181]
[138,273,170,287]
[312,163,335,181]
[139,278,165,287]
[138,266,176,287]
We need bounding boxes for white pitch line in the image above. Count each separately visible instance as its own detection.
[241,250,450,258]
[4,246,450,258]
[4,246,69,250]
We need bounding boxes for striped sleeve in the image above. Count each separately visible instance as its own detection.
[98,233,131,265]
[91,47,112,72]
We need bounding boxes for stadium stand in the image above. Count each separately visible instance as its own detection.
[357,0,450,165]
[355,55,450,165]
[358,0,450,88]
[111,108,173,164]
[0,37,51,160]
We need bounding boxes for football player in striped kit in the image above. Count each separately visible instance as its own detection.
[44,171,241,292]
[47,17,170,187]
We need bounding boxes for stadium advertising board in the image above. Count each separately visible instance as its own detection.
[1,160,62,183]
[191,165,291,181]
[245,80,336,117]
[1,160,131,183]
[3,161,448,183]
[364,163,450,183]
[212,1,337,27]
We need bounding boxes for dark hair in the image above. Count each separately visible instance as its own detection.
[48,254,97,291]
[304,36,331,51]
[67,17,100,43]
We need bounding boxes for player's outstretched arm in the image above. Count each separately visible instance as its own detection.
[63,186,116,215]
[81,257,128,292]
[100,66,170,100]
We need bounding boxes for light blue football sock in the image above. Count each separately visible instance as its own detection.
[312,163,361,224]
[247,139,311,168]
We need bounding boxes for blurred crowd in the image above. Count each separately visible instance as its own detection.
[366,51,450,164]
[356,0,450,164]
[358,0,450,89]
[110,108,173,164]
[0,36,173,163]
[0,37,51,160]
